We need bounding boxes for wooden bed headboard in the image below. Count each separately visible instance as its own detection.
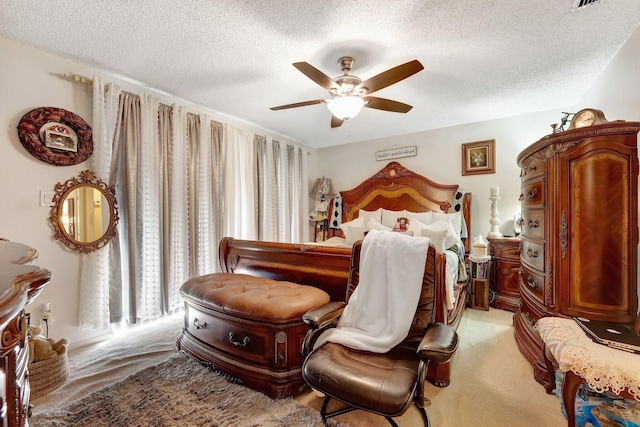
[336,161,472,253]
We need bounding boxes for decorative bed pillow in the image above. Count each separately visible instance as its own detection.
[366,217,391,231]
[421,220,462,250]
[339,217,364,235]
[344,226,367,245]
[381,209,408,228]
[431,211,464,239]
[358,208,382,224]
[419,227,448,253]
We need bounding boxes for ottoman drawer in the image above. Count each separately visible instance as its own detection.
[185,304,272,365]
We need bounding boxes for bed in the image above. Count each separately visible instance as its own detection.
[219,161,471,386]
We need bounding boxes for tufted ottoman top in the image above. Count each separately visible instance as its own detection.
[180,273,330,321]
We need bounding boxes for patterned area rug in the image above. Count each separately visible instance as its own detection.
[30,352,347,427]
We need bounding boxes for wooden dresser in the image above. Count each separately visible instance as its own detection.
[514,118,640,388]
[487,237,521,312]
[0,241,51,427]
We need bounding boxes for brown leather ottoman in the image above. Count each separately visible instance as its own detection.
[176,272,330,398]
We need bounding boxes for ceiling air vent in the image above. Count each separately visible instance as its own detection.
[571,0,602,11]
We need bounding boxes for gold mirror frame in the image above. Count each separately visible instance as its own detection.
[49,170,119,253]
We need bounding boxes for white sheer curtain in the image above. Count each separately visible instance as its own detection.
[256,138,306,243]
[79,76,121,330]
[83,86,306,330]
[223,124,257,239]
[158,104,190,313]
[186,113,218,277]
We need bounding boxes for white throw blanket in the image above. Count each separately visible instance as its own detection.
[314,229,430,353]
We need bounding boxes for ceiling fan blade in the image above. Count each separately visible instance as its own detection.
[270,99,326,110]
[364,96,413,113]
[331,115,344,128]
[357,60,424,94]
[293,62,340,91]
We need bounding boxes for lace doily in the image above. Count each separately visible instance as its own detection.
[536,317,640,401]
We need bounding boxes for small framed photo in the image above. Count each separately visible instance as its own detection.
[462,139,495,176]
[45,129,78,152]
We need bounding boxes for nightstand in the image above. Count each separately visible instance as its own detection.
[487,236,521,312]
[313,219,328,242]
[468,255,491,310]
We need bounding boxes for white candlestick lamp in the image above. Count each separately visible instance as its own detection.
[487,187,503,239]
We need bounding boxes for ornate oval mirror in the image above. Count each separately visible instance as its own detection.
[49,170,119,253]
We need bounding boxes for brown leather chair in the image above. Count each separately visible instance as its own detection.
[301,240,459,426]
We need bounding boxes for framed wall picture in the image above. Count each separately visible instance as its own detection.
[462,139,495,176]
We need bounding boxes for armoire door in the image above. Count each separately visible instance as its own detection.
[556,134,638,322]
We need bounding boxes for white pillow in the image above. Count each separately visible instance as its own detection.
[406,211,433,225]
[381,209,408,228]
[345,226,366,245]
[366,217,391,231]
[420,227,449,253]
[431,211,464,239]
[358,208,382,224]
[339,216,364,235]
[407,218,429,237]
[422,220,462,250]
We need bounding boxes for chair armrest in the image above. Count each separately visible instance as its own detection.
[302,301,345,329]
[417,322,459,363]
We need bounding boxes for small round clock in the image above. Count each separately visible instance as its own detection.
[568,108,607,130]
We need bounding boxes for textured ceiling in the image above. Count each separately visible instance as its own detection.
[2,1,639,148]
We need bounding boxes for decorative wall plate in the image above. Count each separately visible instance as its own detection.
[17,107,93,166]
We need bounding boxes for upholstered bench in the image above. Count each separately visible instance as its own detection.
[536,317,640,427]
[176,272,330,398]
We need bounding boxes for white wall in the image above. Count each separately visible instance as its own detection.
[0,36,305,346]
[315,27,640,243]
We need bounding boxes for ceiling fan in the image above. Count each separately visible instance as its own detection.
[270,57,424,128]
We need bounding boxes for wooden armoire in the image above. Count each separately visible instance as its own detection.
[514,112,640,387]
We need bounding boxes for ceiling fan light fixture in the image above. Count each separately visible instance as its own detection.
[327,96,365,120]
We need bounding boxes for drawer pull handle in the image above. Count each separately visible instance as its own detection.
[229,332,250,347]
[526,275,538,289]
[519,193,524,202]
[527,187,538,199]
[193,318,207,330]
[527,248,539,258]
[529,165,537,172]
[527,219,540,228]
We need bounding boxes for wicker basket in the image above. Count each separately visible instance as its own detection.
[29,352,69,400]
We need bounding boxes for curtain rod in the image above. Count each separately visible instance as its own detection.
[63,72,93,86]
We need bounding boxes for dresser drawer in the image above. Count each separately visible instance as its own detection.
[520,178,545,208]
[489,238,521,260]
[185,304,272,366]
[520,155,546,181]
[520,210,544,239]
[521,239,544,272]
[519,266,545,299]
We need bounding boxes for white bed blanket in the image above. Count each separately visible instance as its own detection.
[314,229,429,353]
[310,235,458,311]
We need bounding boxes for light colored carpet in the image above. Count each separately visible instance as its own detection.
[30,308,568,426]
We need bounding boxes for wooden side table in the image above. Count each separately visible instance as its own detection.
[468,255,491,310]
[313,219,329,242]
[487,237,521,312]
